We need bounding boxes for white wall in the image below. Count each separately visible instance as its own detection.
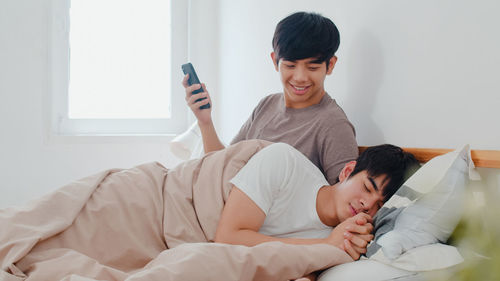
[0,0,219,208]
[216,0,500,150]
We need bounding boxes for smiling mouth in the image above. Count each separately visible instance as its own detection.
[290,84,310,94]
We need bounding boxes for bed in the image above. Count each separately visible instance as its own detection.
[1,141,498,281]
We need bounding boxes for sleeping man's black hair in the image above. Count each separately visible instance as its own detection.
[349,144,420,202]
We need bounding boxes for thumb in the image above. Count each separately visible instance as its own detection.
[355,216,367,225]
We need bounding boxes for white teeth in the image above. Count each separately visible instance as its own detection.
[294,86,307,90]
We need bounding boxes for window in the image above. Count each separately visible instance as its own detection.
[50,0,189,135]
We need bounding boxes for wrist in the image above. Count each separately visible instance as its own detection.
[326,237,344,250]
[197,118,213,127]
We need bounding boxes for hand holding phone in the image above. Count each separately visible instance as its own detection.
[182,63,211,109]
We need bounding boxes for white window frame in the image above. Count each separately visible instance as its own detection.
[49,0,189,136]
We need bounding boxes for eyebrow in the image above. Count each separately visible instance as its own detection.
[368,177,379,191]
[283,58,323,64]
[309,58,324,64]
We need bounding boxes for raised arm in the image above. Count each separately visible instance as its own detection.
[182,74,225,153]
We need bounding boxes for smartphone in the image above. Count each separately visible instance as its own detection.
[182,63,210,109]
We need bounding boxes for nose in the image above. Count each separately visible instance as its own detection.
[361,196,381,216]
[292,65,307,82]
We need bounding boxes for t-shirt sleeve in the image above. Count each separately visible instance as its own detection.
[321,120,359,184]
[229,143,294,215]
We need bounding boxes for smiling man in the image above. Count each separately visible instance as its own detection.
[215,142,419,281]
[183,12,357,185]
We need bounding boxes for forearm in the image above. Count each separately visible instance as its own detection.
[215,229,327,247]
[198,120,225,153]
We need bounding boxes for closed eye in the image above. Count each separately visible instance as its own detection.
[368,177,379,192]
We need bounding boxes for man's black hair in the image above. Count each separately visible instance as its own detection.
[272,12,340,67]
[350,144,420,202]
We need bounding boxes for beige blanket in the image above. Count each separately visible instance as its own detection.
[0,140,351,281]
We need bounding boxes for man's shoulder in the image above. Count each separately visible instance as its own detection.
[250,93,283,116]
[319,94,345,112]
[315,106,351,125]
[256,93,282,106]
[262,92,283,100]
[309,100,356,138]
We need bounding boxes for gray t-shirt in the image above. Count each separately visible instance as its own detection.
[231,93,358,184]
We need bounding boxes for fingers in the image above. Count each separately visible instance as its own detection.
[350,242,367,256]
[354,212,372,223]
[343,239,361,260]
[343,231,373,261]
[355,215,372,225]
[187,92,210,110]
[182,73,189,87]
[182,74,205,99]
[344,232,373,248]
[185,82,211,109]
[345,222,373,235]
[186,87,206,102]
[185,84,203,99]
[200,84,212,104]
[336,213,375,261]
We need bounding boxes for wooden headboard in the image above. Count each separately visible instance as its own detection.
[358,146,500,168]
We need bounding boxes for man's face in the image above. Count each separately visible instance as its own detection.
[271,53,336,109]
[333,168,388,225]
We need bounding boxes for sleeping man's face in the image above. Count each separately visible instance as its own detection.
[332,168,389,225]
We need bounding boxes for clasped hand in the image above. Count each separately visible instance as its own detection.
[326,213,374,260]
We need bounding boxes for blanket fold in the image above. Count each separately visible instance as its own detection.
[0,140,351,281]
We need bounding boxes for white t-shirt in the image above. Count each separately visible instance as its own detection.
[230,143,332,239]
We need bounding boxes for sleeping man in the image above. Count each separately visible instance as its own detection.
[217,142,418,254]
[216,142,419,280]
[0,140,418,281]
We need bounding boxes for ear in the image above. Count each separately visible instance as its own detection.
[326,56,337,75]
[338,161,356,183]
[270,52,279,71]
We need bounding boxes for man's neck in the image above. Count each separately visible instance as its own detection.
[284,89,326,109]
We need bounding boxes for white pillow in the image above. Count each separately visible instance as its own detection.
[318,258,416,281]
[366,145,480,269]
[319,244,463,281]
[369,243,464,271]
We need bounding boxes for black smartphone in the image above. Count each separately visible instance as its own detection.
[182,63,210,109]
